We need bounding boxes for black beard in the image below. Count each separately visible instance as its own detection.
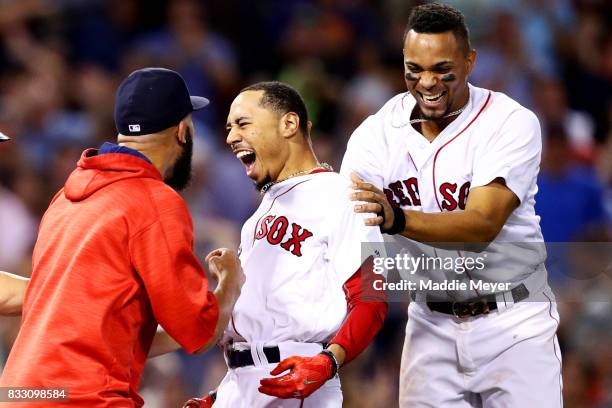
[165,129,193,191]
[418,102,454,121]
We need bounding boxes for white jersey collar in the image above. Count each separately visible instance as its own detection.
[263,169,333,197]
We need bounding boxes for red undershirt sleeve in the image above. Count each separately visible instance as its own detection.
[329,256,387,364]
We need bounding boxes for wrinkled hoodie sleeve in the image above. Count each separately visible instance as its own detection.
[128,189,219,353]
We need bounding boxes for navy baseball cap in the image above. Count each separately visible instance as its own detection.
[114,67,209,136]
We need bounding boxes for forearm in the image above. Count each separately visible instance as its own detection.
[327,257,387,366]
[329,300,386,365]
[350,174,516,244]
[195,277,240,353]
[0,271,29,316]
[402,208,501,243]
[149,326,181,357]
[150,278,240,356]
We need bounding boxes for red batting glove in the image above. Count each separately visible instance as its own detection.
[258,354,335,399]
[182,392,215,408]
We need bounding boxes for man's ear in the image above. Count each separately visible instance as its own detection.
[176,120,188,144]
[280,112,300,139]
[466,49,477,76]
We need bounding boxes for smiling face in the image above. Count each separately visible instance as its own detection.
[403,30,475,121]
[226,90,288,189]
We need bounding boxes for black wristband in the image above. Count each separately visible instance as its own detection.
[209,390,217,402]
[382,206,406,235]
[319,350,339,378]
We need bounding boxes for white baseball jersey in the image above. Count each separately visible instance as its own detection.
[341,84,548,300]
[223,171,383,345]
[340,84,562,407]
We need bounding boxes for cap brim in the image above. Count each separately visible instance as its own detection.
[190,96,210,110]
[0,133,10,142]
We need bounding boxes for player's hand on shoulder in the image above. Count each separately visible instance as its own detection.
[349,172,394,230]
[205,248,245,289]
[258,353,336,399]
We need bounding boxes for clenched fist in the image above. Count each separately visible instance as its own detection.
[205,248,244,288]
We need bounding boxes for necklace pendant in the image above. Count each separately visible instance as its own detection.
[259,183,272,194]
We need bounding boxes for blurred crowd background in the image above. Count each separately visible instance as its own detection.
[0,0,610,407]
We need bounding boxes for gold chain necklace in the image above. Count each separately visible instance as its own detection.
[260,163,333,194]
[408,94,470,124]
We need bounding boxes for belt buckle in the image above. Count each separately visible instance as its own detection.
[452,299,490,318]
[451,302,469,318]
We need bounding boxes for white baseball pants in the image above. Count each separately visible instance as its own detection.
[399,290,563,407]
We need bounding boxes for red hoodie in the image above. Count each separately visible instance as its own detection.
[0,149,219,407]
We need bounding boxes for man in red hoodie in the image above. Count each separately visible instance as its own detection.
[0,68,244,407]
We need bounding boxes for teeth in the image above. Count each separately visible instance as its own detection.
[423,93,443,101]
[236,151,254,159]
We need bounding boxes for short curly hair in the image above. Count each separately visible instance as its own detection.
[404,3,471,55]
[240,81,309,136]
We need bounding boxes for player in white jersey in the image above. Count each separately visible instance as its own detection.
[342,4,562,408]
[183,82,386,408]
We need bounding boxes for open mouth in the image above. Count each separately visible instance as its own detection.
[236,149,257,177]
[417,91,446,107]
